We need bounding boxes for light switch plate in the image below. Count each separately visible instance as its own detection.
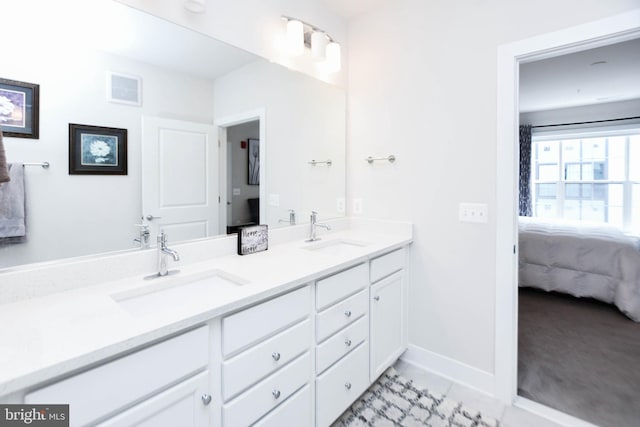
[268,194,280,206]
[459,203,488,223]
[336,198,345,213]
[353,198,363,214]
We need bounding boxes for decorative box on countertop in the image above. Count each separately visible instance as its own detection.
[237,225,268,255]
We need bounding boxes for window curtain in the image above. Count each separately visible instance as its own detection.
[519,124,533,216]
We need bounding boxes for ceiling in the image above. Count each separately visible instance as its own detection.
[320,0,389,19]
[519,38,640,112]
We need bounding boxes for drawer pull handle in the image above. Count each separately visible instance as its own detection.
[344,310,352,318]
[201,394,212,405]
[345,382,352,390]
[272,352,281,361]
[345,338,352,346]
[272,389,281,399]
[373,296,380,301]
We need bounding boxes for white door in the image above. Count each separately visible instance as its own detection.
[142,117,218,242]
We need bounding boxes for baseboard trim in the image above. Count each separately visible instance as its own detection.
[515,397,600,427]
[400,344,496,397]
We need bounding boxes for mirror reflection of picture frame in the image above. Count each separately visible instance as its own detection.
[69,124,128,175]
[107,71,142,106]
[248,138,260,185]
[0,78,40,139]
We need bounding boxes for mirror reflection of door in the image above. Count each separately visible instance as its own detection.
[142,116,218,243]
[225,120,260,234]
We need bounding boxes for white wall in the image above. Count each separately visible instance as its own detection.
[116,0,349,87]
[227,121,260,226]
[347,0,640,379]
[0,46,214,268]
[214,61,346,228]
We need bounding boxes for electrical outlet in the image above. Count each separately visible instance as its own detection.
[336,198,345,213]
[459,203,488,223]
[353,198,363,215]
[268,194,280,207]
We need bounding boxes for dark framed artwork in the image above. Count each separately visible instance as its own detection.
[69,124,127,175]
[0,78,40,139]
[248,138,260,185]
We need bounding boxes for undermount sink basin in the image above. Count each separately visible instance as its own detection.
[304,238,370,256]
[112,269,249,317]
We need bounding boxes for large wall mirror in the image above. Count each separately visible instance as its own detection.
[0,0,346,270]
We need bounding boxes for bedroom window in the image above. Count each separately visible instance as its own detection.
[531,127,640,233]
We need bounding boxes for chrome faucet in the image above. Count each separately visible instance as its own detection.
[133,224,151,249]
[157,231,180,276]
[279,209,296,226]
[307,211,331,242]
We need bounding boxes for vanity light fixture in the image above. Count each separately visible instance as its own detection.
[311,31,328,61]
[286,19,305,56]
[282,16,341,72]
[183,0,206,14]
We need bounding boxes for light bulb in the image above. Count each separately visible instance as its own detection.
[311,31,328,61]
[325,41,341,72]
[286,20,304,56]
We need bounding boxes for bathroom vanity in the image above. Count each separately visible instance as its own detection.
[0,218,411,426]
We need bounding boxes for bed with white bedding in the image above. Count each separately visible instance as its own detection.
[518,216,640,321]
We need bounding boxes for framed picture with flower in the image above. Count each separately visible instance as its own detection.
[69,124,127,175]
[0,78,40,139]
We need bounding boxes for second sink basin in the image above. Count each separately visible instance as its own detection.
[304,238,370,257]
[112,269,249,318]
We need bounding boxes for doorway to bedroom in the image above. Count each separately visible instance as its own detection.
[516,38,640,427]
[224,120,260,234]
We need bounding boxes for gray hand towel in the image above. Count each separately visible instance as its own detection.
[0,163,26,241]
[0,128,9,183]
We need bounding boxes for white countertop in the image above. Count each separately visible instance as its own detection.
[0,221,411,397]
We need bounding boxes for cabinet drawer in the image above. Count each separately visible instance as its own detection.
[253,384,312,427]
[223,286,310,357]
[316,289,368,343]
[316,342,369,427]
[97,371,209,427]
[370,248,404,283]
[25,326,208,427]
[316,263,368,311]
[316,315,368,374]
[223,352,311,427]
[223,319,311,401]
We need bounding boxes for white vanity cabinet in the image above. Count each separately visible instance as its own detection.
[220,286,312,427]
[314,263,370,426]
[369,249,408,381]
[24,326,210,427]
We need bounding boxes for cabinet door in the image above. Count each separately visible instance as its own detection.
[98,371,210,427]
[370,271,406,381]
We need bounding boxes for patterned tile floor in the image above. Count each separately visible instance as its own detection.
[392,360,566,427]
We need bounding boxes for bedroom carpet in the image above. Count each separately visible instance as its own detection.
[518,288,640,427]
[333,368,499,427]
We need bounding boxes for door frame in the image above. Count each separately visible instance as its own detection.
[215,109,266,233]
[495,7,640,407]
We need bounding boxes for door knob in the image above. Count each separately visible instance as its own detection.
[373,296,380,301]
[145,214,161,221]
